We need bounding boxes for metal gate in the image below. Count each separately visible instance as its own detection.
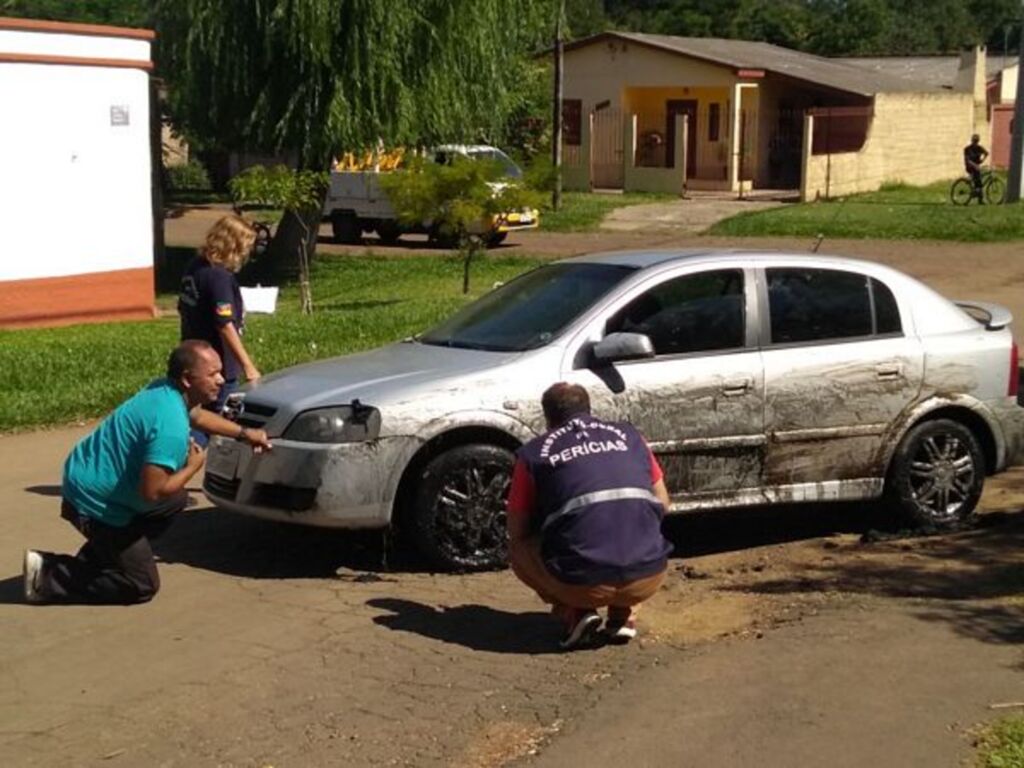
[591,107,624,189]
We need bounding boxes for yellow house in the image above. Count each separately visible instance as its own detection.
[559,32,979,201]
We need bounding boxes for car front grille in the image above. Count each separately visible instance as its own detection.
[204,473,240,501]
[235,401,277,429]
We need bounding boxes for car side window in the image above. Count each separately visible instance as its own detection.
[769,267,902,344]
[872,277,902,335]
[606,269,745,355]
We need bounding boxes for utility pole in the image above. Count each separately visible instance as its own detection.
[1006,1,1024,203]
[551,0,564,211]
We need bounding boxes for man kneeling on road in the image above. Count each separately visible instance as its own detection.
[23,340,272,605]
[507,382,672,650]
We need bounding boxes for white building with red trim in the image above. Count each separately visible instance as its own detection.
[0,16,156,328]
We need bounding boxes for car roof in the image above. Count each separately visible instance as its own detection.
[560,248,900,275]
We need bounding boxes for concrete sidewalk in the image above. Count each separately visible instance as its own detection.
[600,192,790,234]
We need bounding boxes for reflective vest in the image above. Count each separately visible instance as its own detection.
[518,416,672,585]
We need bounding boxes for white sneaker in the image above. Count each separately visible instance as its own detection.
[604,618,638,644]
[23,550,46,604]
[559,610,601,650]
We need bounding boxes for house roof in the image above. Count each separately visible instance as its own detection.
[563,32,951,96]
[840,55,1016,90]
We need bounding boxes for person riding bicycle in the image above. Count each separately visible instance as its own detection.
[963,134,989,203]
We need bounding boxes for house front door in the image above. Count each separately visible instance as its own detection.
[665,99,697,177]
[591,106,624,189]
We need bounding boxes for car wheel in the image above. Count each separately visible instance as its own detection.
[331,211,362,244]
[413,444,514,571]
[375,221,402,244]
[486,231,508,247]
[949,178,973,206]
[887,419,984,528]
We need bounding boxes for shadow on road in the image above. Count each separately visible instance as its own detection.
[663,500,894,558]
[0,575,24,605]
[367,597,568,654]
[152,508,400,579]
[24,485,62,497]
[716,508,1024,646]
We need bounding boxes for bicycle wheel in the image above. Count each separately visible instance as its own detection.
[985,175,1006,205]
[950,178,973,206]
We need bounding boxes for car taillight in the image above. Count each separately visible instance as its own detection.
[1010,341,1020,397]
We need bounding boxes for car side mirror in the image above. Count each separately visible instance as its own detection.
[592,332,655,363]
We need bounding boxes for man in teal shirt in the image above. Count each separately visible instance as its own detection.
[24,340,271,605]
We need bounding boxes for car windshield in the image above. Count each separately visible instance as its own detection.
[419,262,637,352]
[466,147,523,179]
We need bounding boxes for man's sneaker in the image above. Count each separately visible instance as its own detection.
[23,550,47,604]
[604,618,638,644]
[559,610,601,650]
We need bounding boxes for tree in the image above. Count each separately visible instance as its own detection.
[228,166,327,315]
[730,0,813,49]
[380,156,543,294]
[0,0,149,26]
[153,0,552,282]
[154,1,551,168]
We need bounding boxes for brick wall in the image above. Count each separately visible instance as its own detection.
[802,91,974,200]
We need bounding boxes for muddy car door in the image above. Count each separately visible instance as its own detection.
[566,266,766,504]
[760,266,923,491]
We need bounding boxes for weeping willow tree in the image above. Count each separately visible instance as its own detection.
[155,0,552,273]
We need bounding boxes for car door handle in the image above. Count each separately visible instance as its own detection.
[721,377,753,396]
[875,363,903,380]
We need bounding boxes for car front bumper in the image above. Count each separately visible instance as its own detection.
[202,434,419,529]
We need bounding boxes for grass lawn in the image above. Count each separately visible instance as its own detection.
[709,180,1024,241]
[974,715,1024,767]
[539,190,677,232]
[0,252,544,433]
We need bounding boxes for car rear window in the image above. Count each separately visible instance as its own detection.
[767,268,901,344]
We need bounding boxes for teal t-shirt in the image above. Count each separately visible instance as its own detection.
[63,378,190,527]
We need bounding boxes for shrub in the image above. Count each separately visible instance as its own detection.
[165,159,212,191]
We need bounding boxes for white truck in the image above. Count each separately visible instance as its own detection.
[322,145,539,246]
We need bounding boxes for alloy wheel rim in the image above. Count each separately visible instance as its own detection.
[433,461,510,561]
[908,433,975,521]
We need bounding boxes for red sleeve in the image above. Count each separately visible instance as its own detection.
[646,444,664,484]
[506,458,536,521]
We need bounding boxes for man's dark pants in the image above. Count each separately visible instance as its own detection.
[970,167,984,199]
[38,497,184,604]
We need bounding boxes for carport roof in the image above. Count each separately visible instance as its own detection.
[839,55,1016,90]
[563,32,934,96]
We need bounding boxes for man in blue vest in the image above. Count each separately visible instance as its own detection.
[23,340,272,605]
[507,382,672,650]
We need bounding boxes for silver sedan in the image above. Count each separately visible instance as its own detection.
[203,250,1024,570]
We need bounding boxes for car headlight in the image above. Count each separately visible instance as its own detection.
[283,403,381,443]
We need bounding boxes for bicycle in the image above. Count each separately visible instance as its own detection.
[950,168,1005,206]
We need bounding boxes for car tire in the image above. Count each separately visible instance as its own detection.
[375,220,402,245]
[886,418,984,528]
[486,231,508,247]
[412,444,514,571]
[331,211,362,244]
